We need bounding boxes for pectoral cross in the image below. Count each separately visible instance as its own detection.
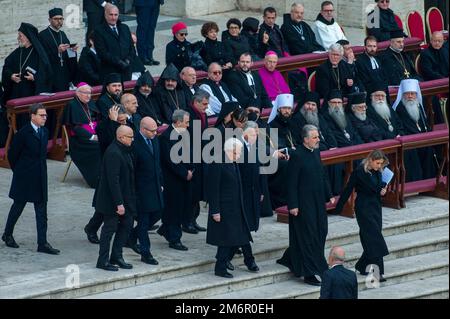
[404,69,410,78]
[89,122,94,129]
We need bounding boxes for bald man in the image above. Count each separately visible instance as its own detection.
[320,246,358,299]
[128,117,163,265]
[419,31,449,81]
[121,93,142,132]
[96,125,136,271]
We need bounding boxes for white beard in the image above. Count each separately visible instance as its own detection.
[402,97,420,122]
[354,111,367,122]
[300,108,320,127]
[328,105,347,130]
[372,99,391,120]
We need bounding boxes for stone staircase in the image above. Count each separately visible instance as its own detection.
[0,198,447,299]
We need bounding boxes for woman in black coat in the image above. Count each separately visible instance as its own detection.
[200,22,233,70]
[335,149,390,282]
[222,18,251,66]
[206,138,257,278]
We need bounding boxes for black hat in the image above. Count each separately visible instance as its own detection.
[336,39,350,46]
[327,89,343,101]
[348,92,367,105]
[104,73,122,85]
[242,17,259,33]
[18,22,38,42]
[215,102,240,127]
[17,23,51,70]
[303,91,320,106]
[368,79,387,95]
[136,71,154,88]
[159,63,180,82]
[49,8,63,18]
[390,29,405,39]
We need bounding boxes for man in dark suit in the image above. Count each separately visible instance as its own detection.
[180,66,200,110]
[134,0,163,65]
[2,103,59,254]
[94,4,135,81]
[132,117,163,265]
[419,31,449,81]
[83,0,116,45]
[96,125,136,271]
[225,52,272,111]
[320,246,358,299]
[121,93,142,132]
[158,110,193,251]
[258,7,289,58]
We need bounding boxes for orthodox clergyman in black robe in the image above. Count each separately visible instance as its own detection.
[277,126,333,286]
[39,8,78,92]
[63,83,101,188]
[96,73,123,119]
[281,12,324,55]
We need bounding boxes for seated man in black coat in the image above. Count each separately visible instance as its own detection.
[258,7,289,58]
[180,66,201,111]
[133,71,161,125]
[96,72,123,119]
[320,246,358,299]
[419,31,449,81]
[316,43,358,99]
[225,53,272,111]
[281,3,324,55]
[347,92,387,143]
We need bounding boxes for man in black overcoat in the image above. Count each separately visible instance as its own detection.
[2,104,59,254]
[94,4,135,81]
[96,125,136,271]
[320,247,358,299]
[277,124,334,286]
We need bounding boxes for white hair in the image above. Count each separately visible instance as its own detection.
[329,43,344,56]
[224,137,243,152]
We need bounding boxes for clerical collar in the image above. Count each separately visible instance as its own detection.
[390,46,403,54]
[48,25,61,33]
[30,121,39,133]
[172,124,181,133]
[330,263,343,269]
[303,143,315,152]
[90,47,97,55]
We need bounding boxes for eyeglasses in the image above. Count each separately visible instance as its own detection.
[178,33,188,36]
[380,0,390,3]
[229,26,240,30]
[323,9,334,13]
[212,71,222,75]
[144,127,158,133]
[36,114,48,117]
[52,17,64,21]
[372,93,386,98]
[78,91,92,95]
[124,135,134,140]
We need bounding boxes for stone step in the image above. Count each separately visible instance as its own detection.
[359,275,449,299]
[80,226,448,299]
[209,250,449,299]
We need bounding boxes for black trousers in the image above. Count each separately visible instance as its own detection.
[97,213,133,266]
[355,251,385,275]
[135,4,160,60]
[4,200,47,246]
[85,210,103,233]
[136,210,160,257]
[183,201,200,227]
[215,244,255,273]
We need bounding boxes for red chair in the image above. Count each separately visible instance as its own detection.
[308,71,316,92]
[414,53,422,76]
[406,11,426,44]
[426,7,445,37]
[394,14,404,30]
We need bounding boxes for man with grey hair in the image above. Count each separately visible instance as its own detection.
[180,66,201,108]
[420,31,449,81]
[320,246,358,299]
[277,124,334,286]
[316,43,357,99]
[158,109,193,250]
[281,3,325,55]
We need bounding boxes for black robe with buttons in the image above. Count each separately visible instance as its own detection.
[380,48,420,86]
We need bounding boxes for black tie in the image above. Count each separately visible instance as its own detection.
[37,127,41,139]
[146,138,154,154]
[112,26,118,35]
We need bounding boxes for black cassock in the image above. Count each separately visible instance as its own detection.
[381,49,420,86]
[367,7,402,42]
[1,46,51,103]
[316,60,357,99]
[355,53,389,96]
[281,15,324,55]
[367,104,405,139]
[63,97,101,188]
[39,27,77,92]
[277,145,332,278]
[348,113,387,143]
[396,101,437,181]
[96,92,121,119]
[335,165,389,274]
[292,112,337,151]
[154,87,188,124]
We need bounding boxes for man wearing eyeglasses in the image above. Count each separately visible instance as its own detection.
[39,8,78,92]
[367,0,404,42]
[96,125,137,271]
[313,1,347,50]
[2,103,60,255]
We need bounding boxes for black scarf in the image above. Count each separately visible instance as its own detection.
[316,13,335,26]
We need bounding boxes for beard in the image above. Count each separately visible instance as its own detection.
[279,112,292,122]
[300,108,320,127]
[353,111,367,122]
[328,105,347,130]
[391,46,403,53]
[402,97,421,122]
[372,99,391,120]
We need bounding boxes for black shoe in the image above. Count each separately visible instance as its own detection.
[304,275,321,286]
[2,234,19,248]
[149,59,160,66]
[379,275,387,282]
[149,224,159,231]
[215,271,233,278]
[235,248,243,255]
[156,226,165,237]
[96,262,119,271]
[84,226,99,244]
[37,243,60,255]
[169,242,188,251]
[226,261,235,271]
[126,241,141,255]
[141,254,159,265]
[110,257,133,269]
[141,58,152,65]
[182,225,199,234]
[193,222,206,232]
[246,261,259,272]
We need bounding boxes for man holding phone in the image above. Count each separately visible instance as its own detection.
[39,8,78,92]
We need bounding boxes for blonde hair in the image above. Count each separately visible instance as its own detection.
[362,149,388,173]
